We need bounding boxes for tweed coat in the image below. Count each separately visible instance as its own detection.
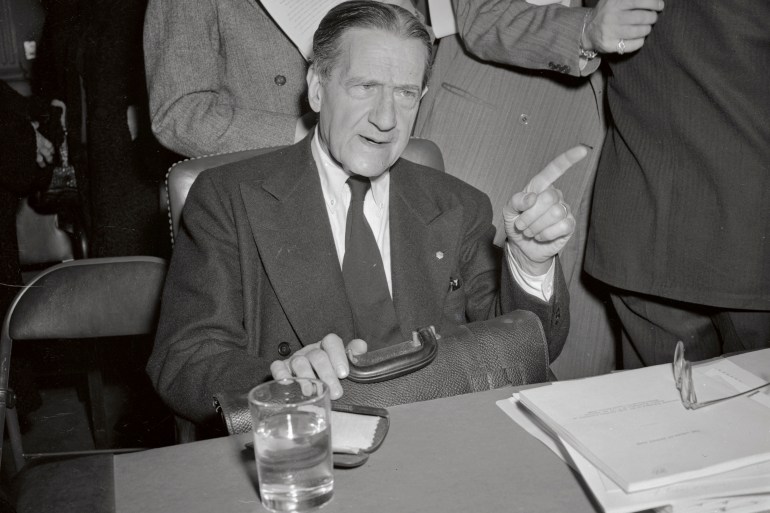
[144,0,310,157]
[147,137,569,423]
[415,0,611,379]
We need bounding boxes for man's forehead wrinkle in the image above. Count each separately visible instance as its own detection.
[332,28,424,89]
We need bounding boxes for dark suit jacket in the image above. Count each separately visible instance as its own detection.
[586,0,770,310]
[148,137,568,423]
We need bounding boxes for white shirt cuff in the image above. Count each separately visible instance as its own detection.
[505,243,556,302]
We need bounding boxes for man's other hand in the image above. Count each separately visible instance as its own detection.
[270,334,367,399]
[31,121,54,168]
[503,145,587,276]
[583,0,665,55]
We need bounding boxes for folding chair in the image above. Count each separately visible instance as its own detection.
[0,256,167,512]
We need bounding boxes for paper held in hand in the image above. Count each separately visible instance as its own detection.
[517,349,770,493]
[260,0,344,61]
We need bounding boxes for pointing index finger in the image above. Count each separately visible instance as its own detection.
[525,145,589,194]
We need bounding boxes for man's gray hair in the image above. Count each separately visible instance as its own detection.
[311,1,434,88]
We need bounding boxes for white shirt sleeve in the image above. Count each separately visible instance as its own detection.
[505,242,556,302]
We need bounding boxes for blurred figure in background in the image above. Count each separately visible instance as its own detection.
[0,79,54,430]
[31,0,177,446]
[34,0,174,259]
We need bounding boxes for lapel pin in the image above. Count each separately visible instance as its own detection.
[436,251,444,260]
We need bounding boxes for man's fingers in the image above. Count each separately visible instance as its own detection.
[288,355,316,379]
[625,0,664,12]
[270,360,292,381]
[514,188,562,234]
[623,9,659,25]
[305,349,343,399]
[319,333,349,378]
[345,338,368,358]
[525,145,589,194]
[620,24,653,40]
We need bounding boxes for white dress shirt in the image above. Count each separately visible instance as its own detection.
[311,130,555,301]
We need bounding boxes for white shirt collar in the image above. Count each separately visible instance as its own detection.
[311,127,389,209]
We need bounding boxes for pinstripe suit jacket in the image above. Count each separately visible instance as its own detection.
[144,0,309,157]
[586,0,770,310]
[148,137,569,423]
[415,0,610,378]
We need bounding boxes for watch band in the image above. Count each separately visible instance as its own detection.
[579,10,598,60]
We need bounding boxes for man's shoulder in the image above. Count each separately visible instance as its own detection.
[392,158,493,221]
[395,158,489,203]
[195,143,308,189]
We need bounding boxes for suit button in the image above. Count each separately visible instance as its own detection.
[278,342,292,356]
[519,114,529,125]
[274,75,287,86]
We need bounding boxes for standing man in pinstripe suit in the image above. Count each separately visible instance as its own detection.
[415,0,662,379]
[586,0,770,367]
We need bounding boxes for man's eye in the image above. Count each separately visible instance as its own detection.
[350,84,377,97]
[395,88,420,107]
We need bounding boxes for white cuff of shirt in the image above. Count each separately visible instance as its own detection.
[505,243,556,302]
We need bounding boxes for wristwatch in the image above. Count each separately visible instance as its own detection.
[579,45,598,60]
[579,9,598,61]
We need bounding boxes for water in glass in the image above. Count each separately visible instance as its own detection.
[254,410,333,512]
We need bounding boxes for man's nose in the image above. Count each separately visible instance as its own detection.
[368,90,397,131]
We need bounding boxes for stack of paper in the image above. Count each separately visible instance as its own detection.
[498,349,770,513]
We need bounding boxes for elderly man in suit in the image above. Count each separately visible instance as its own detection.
[148,0,584,425]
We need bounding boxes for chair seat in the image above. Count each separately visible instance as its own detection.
[11,455,114,513]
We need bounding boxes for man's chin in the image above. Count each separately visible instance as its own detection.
[346,164,390,178]
[343,154,397,178]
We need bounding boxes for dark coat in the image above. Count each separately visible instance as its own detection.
[0,81,50,315]
[586,0,770,310]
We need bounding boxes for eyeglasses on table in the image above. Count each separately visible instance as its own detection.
[672,340,770,410]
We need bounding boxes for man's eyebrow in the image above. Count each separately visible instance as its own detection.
[343,76,380,87]
[343,76,421,91]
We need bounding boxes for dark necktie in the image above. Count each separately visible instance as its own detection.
[342,175,402,351]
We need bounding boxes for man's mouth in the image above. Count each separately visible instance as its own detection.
[359,135,391,145]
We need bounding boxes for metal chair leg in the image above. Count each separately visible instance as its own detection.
[87,343,109,449]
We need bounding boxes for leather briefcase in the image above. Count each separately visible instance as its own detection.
[214,310,550,435]
[337,309,550,407]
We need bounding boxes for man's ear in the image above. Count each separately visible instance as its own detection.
[307,65,323,113]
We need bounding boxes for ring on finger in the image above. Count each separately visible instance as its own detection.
[618,39,626,55]
[559,201,569,219]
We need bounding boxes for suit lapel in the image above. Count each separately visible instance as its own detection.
[389,161,464,334]
[239,140,355,345]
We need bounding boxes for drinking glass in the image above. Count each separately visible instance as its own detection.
[249,378,334,512]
